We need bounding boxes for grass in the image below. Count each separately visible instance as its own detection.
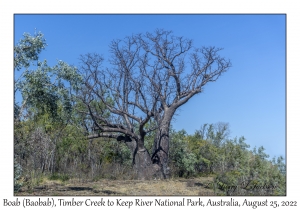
[15,177,216,196]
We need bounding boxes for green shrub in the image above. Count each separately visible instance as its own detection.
[14,158,23,192]
[169,129,198,177]
[49,173,70,182]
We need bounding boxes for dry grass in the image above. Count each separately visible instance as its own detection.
[15,177,216,196]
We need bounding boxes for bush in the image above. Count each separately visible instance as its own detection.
[169,129,198,177]
[14,158,23,192]
[49,173,70,182]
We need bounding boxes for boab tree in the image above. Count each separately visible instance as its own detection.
[78,29,231,179]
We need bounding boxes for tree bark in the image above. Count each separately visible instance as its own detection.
[134,148,161,180]
[117,135,161,180]
[151,109,175,179]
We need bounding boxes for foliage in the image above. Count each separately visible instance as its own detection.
[169,123,285,195]
[14,31,82,123]
[49,173,70,182]
[14,158,23,192]
[14,31,47,70]
[169,129,198,177]
[14,31,86,185]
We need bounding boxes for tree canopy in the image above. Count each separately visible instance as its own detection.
[77,29,231,179]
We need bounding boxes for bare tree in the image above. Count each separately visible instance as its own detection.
[78,29,231,179]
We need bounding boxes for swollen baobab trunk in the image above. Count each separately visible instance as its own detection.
[151,108,176,179]
[117,135,161,180]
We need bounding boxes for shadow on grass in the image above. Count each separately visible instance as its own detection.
[68,187,93,191]
[194,182,204,187]
[68,187,120,195]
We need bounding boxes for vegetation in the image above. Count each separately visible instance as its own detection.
[14,31,285,195]
[167,124,286,195]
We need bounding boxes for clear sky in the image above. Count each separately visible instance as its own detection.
[14,14,286,159]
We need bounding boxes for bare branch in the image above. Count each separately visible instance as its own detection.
[78,30,231,175]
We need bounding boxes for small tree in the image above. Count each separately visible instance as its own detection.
[14,31,82,175]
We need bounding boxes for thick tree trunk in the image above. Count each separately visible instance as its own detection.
[115,109,176,180]
[152,125,170,178]
[133,148,161,180]
[117,108,176,180]
[151,109,175,179]
[118,135,160,180]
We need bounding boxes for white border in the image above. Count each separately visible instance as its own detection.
[1,0,299,209]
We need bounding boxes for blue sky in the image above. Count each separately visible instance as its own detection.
[14,14,286,159]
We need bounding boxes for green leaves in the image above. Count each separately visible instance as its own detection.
[167,124,285,195]
[52,60,83,91]
[14,31,83,123]
[14,158,23,192]
[14,31,47,70]
[21,61,59,120]
[169,129,198,177]
[14,31,88,181]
